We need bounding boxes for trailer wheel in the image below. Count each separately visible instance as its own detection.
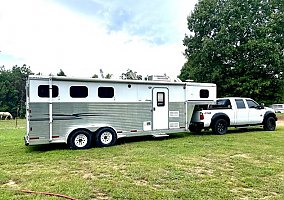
[68,129,92,150]
[212,118,228,135]
[263,116,276,131]
[95,127,117,147]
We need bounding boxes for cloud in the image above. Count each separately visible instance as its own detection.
[0,0,198,78]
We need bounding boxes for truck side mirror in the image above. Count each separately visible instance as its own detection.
[257,103,264,109]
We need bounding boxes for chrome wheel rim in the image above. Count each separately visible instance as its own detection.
[100,132,113,145]
[74,133,88,147]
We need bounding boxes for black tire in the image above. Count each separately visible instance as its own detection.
[95,127,117,147]
[68,129,92,150]
[212,118,228,135]
[263,116,276,131]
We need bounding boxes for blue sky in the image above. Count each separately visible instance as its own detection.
[0,0,198,78]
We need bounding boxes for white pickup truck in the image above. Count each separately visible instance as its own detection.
[190,97,277,134]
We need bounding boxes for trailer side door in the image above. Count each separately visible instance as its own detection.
[152,88,169,130]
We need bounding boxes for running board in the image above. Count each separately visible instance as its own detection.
[152,134,169,138]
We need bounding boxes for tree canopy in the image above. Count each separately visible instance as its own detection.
[0,65,33,117]
[120,69,142,80]
[57,69,66,76]
[180,0,284,104]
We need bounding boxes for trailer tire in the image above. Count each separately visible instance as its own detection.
[212,118,228,135]
[68,129,92,150]
[95,127,117,147]
[263,116,276,131]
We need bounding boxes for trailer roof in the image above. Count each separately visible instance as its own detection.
[28,75,216,87]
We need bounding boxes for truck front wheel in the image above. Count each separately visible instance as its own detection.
[212,119,228,135]
[263,116,276,131]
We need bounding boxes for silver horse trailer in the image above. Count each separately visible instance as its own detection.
[24,75,216,149]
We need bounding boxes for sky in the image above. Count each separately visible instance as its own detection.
[0,0,198,79]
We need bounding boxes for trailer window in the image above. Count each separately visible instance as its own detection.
[98,87,114,98]
[38,85,59,98]
[200,89,209,98]
[70,86,88,98]
[157,92,165,106]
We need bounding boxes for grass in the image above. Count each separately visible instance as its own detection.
[0,119,284,199]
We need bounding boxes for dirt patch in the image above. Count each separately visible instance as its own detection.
[277,121,284,127]
[277,116,284,127]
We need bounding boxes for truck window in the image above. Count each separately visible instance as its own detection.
[216,99,231,108]
[246,99,259,108]
[70,86,88,98]
[235,99,246,109]
[38,85,59,98]
[98,87,114,98]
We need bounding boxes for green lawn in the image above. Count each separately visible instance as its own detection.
[0,119,284,199]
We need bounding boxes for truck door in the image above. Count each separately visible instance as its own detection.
[235,99,249,125]
[246,99,264,124]
[152,88,169,130]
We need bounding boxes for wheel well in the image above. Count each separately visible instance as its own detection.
[67,128,92,144]
[262,112,277,124]
[94,127,117,135]
[210,115,230,128]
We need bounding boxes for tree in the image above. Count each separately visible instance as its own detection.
[0,64,33,117]
[105,73,113,79]
[92,74,98,78]
[57,69,66,76]
[180,0,284,105]
[120,69,142,80]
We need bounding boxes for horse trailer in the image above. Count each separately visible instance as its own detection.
[24,75,216,149]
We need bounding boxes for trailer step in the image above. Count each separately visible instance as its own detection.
[152,134,169,138]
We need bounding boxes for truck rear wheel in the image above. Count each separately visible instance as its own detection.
[95,127,117,147]
[263,116,276,131]
[212,119,228,135]
[68,129,92,150]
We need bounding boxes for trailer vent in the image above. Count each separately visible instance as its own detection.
[169,122,179,129]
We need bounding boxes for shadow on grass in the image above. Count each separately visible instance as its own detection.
[26,143,69,152]
[25,127,269,152]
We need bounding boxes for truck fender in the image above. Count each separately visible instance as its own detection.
[262,111,277,124]
[210,113,230,127]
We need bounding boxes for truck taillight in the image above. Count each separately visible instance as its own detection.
[200,112,204,120]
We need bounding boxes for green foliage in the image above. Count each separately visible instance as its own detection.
[120,69,142,80]
[92,74,98,78]
[57,69,66,76]
[180,0,284,105]
[0,65,33,117]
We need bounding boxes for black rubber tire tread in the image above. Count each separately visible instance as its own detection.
[68,129,92,150]
[95,127,117,147]
[263,116,276,131]
[212,118,228,135]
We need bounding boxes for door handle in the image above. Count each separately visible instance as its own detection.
[153,107,156,111]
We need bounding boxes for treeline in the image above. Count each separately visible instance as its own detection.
[180,0,284,105]
[0,65,33,118]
